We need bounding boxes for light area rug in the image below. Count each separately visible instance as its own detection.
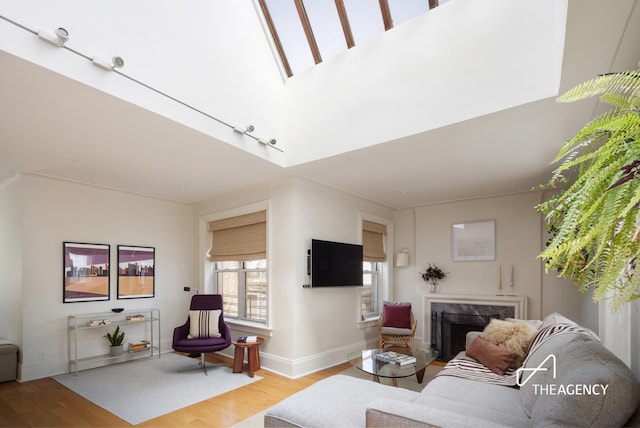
[53,353,262,425]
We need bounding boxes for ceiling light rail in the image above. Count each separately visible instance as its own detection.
[0,14,282,153]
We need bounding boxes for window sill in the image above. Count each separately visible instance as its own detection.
[357,317,379,329]
[226,318,273,337]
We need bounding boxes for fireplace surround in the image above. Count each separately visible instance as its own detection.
[423,294,527,361]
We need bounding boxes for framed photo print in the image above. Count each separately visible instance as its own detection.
[63,242,110,303]
[117,245,155,299]
[452,220,496,262]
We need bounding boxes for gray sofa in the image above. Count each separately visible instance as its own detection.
[264,313,640,427]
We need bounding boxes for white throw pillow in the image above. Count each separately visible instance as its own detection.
[188,309,222,339]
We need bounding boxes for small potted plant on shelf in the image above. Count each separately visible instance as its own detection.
[104,325,126,356]
[420,263,448,293]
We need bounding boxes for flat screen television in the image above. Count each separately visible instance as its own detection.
[310,239,363,287]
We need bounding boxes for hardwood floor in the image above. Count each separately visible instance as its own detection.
[0,353,351,428]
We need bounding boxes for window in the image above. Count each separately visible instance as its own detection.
[361,220,387,320]
[362,261,381,319]
[258,0,441,77]
[207,210,268,323]
[214,259,267,322]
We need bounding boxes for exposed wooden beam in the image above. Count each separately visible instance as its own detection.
[334,0,355,49]
[294,0,322,64]
[257,0,293,77]
[379,0,393,31]
[429,0,439,10]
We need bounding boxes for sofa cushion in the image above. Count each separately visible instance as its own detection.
[421,375,525,419]
[505,317,543,330]
[520,331,640,427]
[467,337,516,375]
[264,374,420,427]
[481,319,537,367]
[413,393,530,427]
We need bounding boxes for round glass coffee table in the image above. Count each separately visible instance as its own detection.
[347,348,438,387]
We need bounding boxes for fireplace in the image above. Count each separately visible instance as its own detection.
[423,294,527,362]
[436,312,500,360]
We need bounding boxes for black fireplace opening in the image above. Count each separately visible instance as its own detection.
[430,303,516,361]
[440,313,498,361]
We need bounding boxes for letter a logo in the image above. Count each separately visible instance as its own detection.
[516,354,556,386]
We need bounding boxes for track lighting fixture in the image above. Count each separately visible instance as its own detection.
[37,27,69,47]
[258,138,277,146]
[233,125,255,134]
[2,14,285,152]
[91,55,125,71]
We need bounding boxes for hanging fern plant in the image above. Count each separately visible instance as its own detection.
[537,65,640,312]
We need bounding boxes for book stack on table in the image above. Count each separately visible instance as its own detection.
[375,351,416,366]
[237,336,257,343]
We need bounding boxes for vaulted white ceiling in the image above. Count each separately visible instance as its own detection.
[0,0,639,209]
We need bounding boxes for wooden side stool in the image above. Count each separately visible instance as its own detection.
[232,337,264,378]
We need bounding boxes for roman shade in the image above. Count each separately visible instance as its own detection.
[363,220,387,262]
[207,210,266,261]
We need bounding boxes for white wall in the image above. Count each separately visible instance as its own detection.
[18,175,195,381]
[0,175,23,345]
[9,174,606,381]
[394,191,596,349]
[194,177,394,378]
[282,0,567,164]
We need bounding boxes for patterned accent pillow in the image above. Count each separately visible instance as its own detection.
[188,309,222,339]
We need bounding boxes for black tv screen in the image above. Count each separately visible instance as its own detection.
[311,239,363,287]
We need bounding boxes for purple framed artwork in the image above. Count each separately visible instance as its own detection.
[63,242,110,303]
[117,245,155,299]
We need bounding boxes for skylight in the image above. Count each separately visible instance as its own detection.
[259,0,446,77]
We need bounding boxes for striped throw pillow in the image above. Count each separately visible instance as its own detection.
[188,309,222,339]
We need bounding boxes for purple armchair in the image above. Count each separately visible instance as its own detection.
[172,294,232,375]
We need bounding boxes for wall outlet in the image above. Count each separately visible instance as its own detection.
[38,352,45,362]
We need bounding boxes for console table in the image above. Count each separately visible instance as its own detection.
[68,308,160,374]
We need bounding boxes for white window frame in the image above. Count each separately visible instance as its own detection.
[362,260,381,319]
[213,260,267,323]
[357,213,393,328]
[199,200,272,336]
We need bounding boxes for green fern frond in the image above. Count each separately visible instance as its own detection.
[557,72,640,103]
[539,65,640,312]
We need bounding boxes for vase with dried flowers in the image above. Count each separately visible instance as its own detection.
[420,263,448,293]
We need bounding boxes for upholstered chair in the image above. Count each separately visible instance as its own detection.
[378,301,416,354]
[172,294,231,374]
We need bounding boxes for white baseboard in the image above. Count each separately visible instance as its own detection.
[257,339,377,379]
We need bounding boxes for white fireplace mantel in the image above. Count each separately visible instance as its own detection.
[423,293,528,348]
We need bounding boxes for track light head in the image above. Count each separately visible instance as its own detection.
[91,56,125,71]
[269,139,276,145]
[37,27,69,47]
[233,125,255,134]
[55,27,69,43]
[112,56,124,68]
